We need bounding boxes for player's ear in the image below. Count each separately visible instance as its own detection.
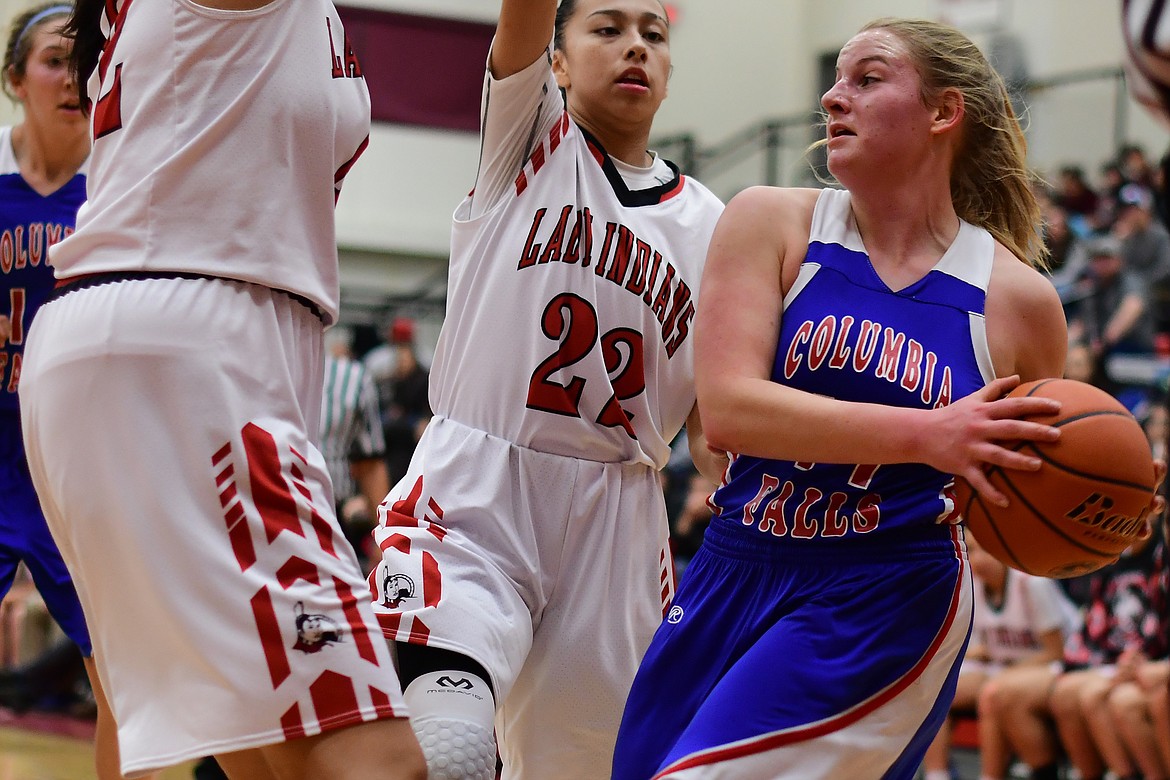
[552,49,570,90]
[5,64,23,98]
[931,87,964,135]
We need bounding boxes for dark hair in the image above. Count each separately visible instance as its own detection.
[554,0,669,51]
[553,0,577,51]
[3,3,72,101]
[63,0,103,108]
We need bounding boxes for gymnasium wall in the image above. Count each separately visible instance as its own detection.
[0,0,1163,309]
[336,0,1170,300]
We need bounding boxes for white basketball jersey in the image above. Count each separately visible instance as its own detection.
[430,52,724,469]
[50,0,371,324]
[973,569,1079,666]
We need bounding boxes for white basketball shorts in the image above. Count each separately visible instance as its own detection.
[369,415,676,779]
[20,276,407,777]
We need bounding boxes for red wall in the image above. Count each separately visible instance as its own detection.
[338,6,495,132]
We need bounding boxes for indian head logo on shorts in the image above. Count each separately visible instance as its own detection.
[292,601,343,653]
[381,572,416,609]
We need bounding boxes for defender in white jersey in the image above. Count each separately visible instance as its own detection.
[18,1,424,778]
[367,1,724,777]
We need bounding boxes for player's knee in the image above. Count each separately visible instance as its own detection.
[1048,676,1080,719]
[978,677,1004,717]
[404,670,497,780]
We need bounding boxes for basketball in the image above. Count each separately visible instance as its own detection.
[953,378,1156,579]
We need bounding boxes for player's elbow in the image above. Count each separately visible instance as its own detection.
[696,399,749,455]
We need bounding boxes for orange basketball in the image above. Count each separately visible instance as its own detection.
[953,378,1156,579]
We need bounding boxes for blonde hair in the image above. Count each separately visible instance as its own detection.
[819,18,1047,269]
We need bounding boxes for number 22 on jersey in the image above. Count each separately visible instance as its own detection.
[526,293,645,440]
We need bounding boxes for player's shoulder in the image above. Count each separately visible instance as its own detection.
[722,186,820,226]
[986,241,1067,379]
[989,242,1062,309]
[715,186,821,254]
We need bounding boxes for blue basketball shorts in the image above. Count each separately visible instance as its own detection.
[612,520,973,780]
[0,419,90,655]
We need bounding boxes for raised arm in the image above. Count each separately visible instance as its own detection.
[491,0,558,78]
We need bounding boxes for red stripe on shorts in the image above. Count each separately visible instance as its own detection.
[277,557,321,589]
[310,670,361,725]
[243,423,306,543]
[251,587,292,689]
[281,702,306,740]
[333,576,379,665]
[422,552,442,609]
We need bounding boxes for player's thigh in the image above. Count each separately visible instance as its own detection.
[499,463,669,774]
[1051,668,1107,717]
[952,668,989,709]
[0,547,17,601]
[1107,679,1146,718]
[986,664,1059,713]
[370,418,547,700]
[255,717,424,780]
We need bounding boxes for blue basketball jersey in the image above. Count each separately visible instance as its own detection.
[709,188,996,545]
[0,126,86,420]
[0,127,90,655]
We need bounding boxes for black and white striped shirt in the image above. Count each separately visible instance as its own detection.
[321,354,385,502]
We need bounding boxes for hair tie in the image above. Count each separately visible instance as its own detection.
[16,5,72,48]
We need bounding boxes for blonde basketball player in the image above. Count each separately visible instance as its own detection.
[18,1,424,777]
[367,0,725,777]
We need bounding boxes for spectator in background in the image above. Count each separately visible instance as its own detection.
[372,316,431,485]
[1043,201,1088,300]
[1154,151,1170,229]
[1096,161,1128,231]
[1148,398,1169,461]
[1066,234,1153,393]
[1054,164,1101,233]
[922,532,1076,780]
[1120,144,1156,190]
[1098,656,1170,780]
[1064,523,1168,780]
[321,327,390,570]
[1114,182,1170,335]
[982,529,1168,780]
[669,471,717,577]
[1063,340,1096,386]
[363,315,408,407]
[1123,658,1170,778]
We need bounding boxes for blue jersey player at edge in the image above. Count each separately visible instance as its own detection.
[613,17,1166,780]
[0,2,119,776]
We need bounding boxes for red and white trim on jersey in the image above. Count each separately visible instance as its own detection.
[515,112,570,197]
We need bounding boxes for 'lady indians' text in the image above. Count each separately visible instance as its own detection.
[516,205,694,357]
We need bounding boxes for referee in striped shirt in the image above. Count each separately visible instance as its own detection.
[321,328,390,568]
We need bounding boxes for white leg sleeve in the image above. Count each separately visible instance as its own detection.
[404,670,497,780]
